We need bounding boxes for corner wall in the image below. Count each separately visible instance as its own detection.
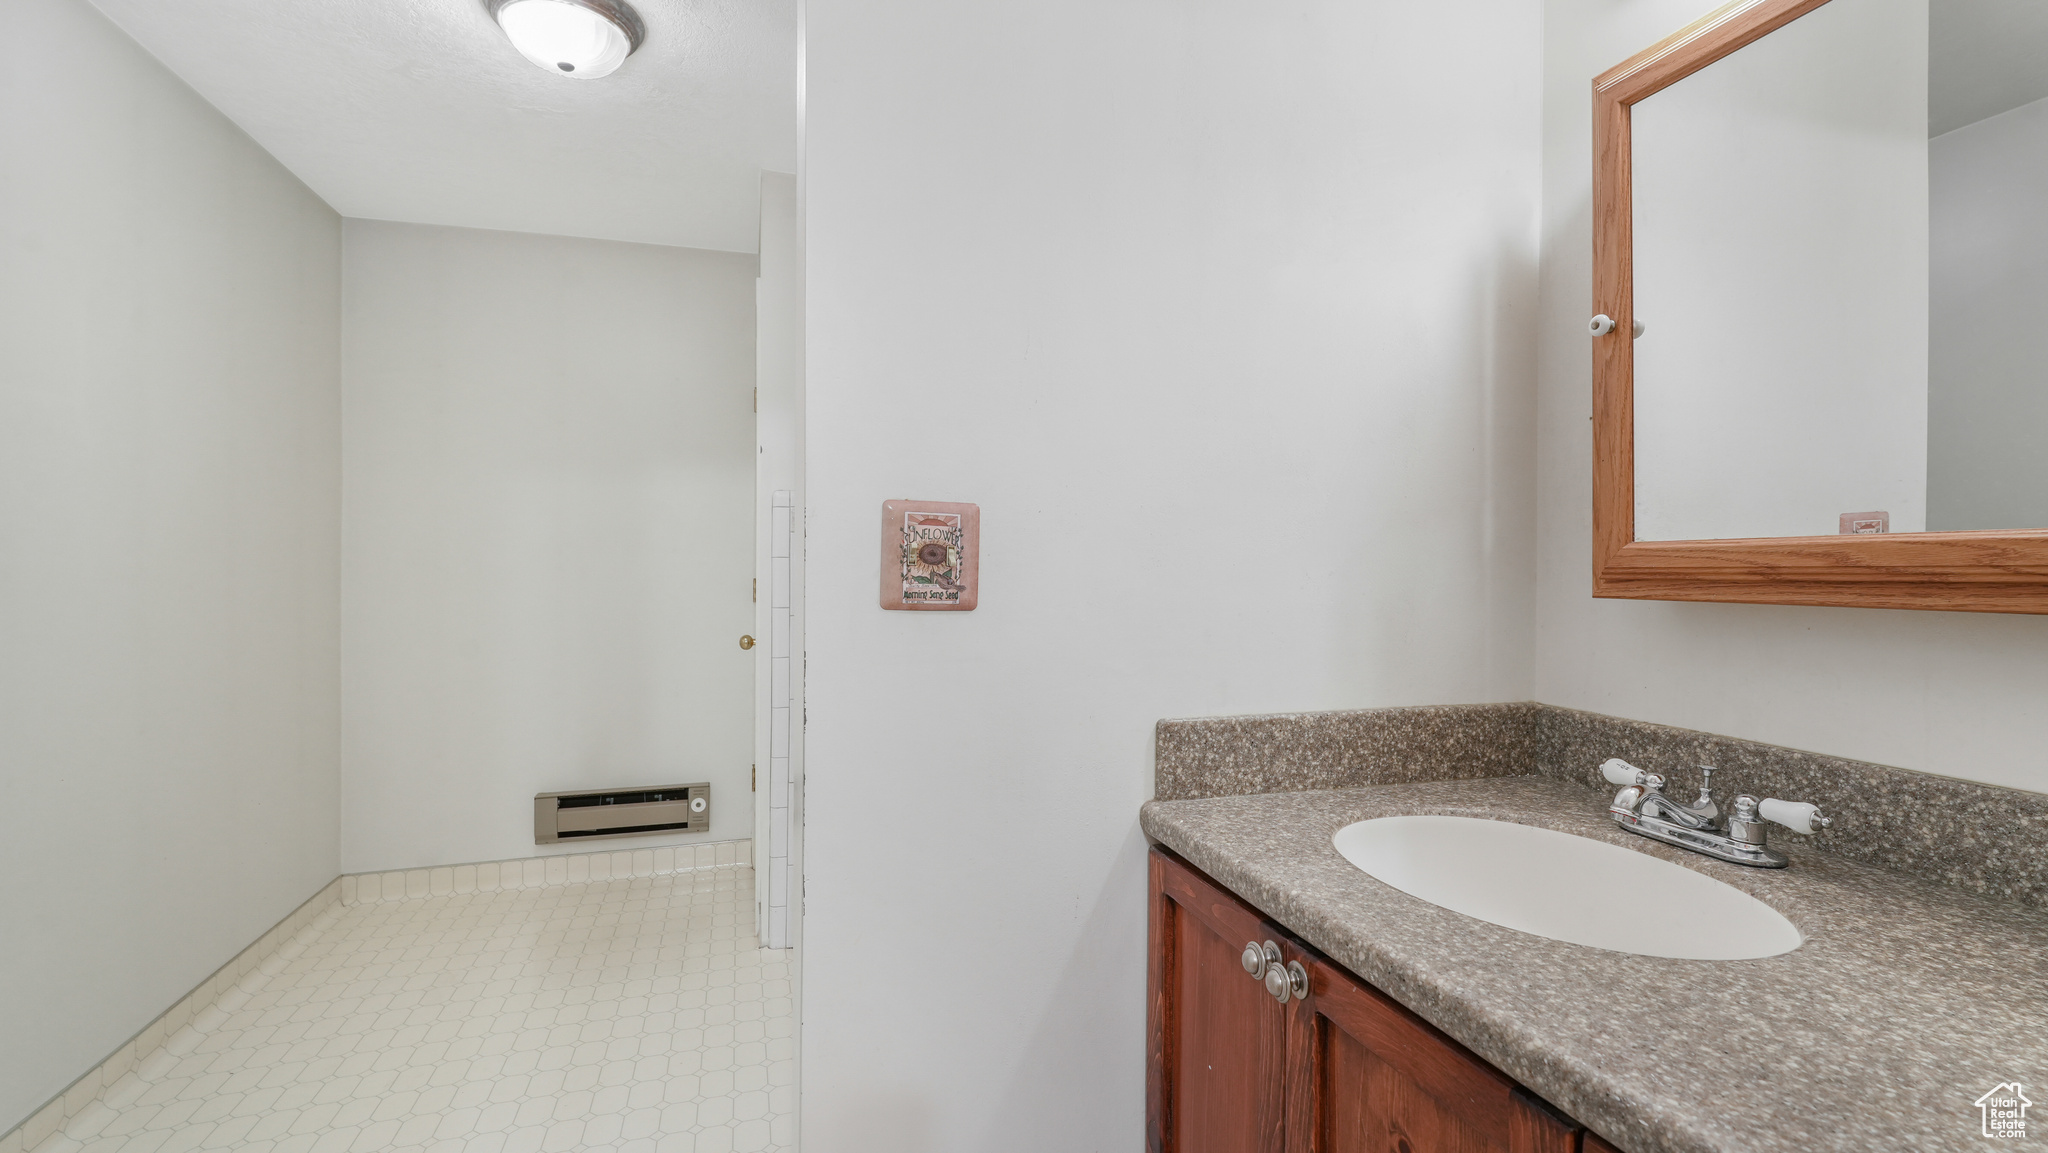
[0,0,342,1130]
[800,0,1543,1146]
[1536,0,2048,794]
[1630,0,1928,541]
[1929,95,2048,531]
[339,221,759,874]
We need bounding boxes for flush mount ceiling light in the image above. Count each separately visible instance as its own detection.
[486,0,645,79]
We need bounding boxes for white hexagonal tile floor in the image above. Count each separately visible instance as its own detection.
[32,866,794,1153]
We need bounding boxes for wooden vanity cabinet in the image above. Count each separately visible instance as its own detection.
[1149,844,1292,1152]
[1150,848,1587,1153]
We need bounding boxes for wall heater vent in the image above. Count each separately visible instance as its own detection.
[534,783,710,844]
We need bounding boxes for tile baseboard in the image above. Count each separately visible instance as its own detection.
[338,838,755,906]
[1,837,756,1151]
[1,879,346,1153]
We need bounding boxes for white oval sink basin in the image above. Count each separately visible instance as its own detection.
[1332,815,1802,960]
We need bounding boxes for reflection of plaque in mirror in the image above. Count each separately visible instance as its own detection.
[1590,0,2048,613]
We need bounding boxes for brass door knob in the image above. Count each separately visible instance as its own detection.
[739,635,755,650]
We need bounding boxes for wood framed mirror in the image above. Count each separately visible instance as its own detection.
[1592,0,2048,613]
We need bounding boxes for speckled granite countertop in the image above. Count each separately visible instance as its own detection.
[1141,776,2048,1153]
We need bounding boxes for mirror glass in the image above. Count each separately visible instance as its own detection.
[1631,0,2048,541]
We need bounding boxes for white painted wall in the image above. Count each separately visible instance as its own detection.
[800,0,1542,1146]
[1631,0,1928,540]
[340,221,757,873]
[1537,0,2048,794]
[0,0,341,1131]
[1928,95,2048,531]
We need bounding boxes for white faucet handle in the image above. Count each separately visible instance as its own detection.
[1758,798,1831,835]
[1601,758,1647,787]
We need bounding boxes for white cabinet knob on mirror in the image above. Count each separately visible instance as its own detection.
[1589,315,1647,338]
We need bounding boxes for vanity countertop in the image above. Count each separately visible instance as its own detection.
[1140,775,2048,1153]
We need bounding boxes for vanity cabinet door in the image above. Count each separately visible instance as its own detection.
[1582,1135,1624,1153]
[1149,847,1584,1153]
[1285,957,1580,1153]
[1150,848,1291,1153]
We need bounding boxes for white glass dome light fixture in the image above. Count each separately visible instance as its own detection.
[487,0,645,79]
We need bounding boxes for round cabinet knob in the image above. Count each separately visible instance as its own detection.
[1264,965,1291,1004]
[739,635,756,650]
[1241,942,1267,979]
[689,796,708,814]
[1286,960,1309,1002]
[1589,314,1616,336]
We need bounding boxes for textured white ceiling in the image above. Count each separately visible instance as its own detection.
[88,0,797,252]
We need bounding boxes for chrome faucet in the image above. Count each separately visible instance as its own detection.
[1600,758,1832,868]
[1636,764,1718,829]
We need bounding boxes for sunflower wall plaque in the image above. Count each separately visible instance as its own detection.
[880,500,979,611]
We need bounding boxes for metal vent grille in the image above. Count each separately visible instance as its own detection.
[534,783,710,844]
